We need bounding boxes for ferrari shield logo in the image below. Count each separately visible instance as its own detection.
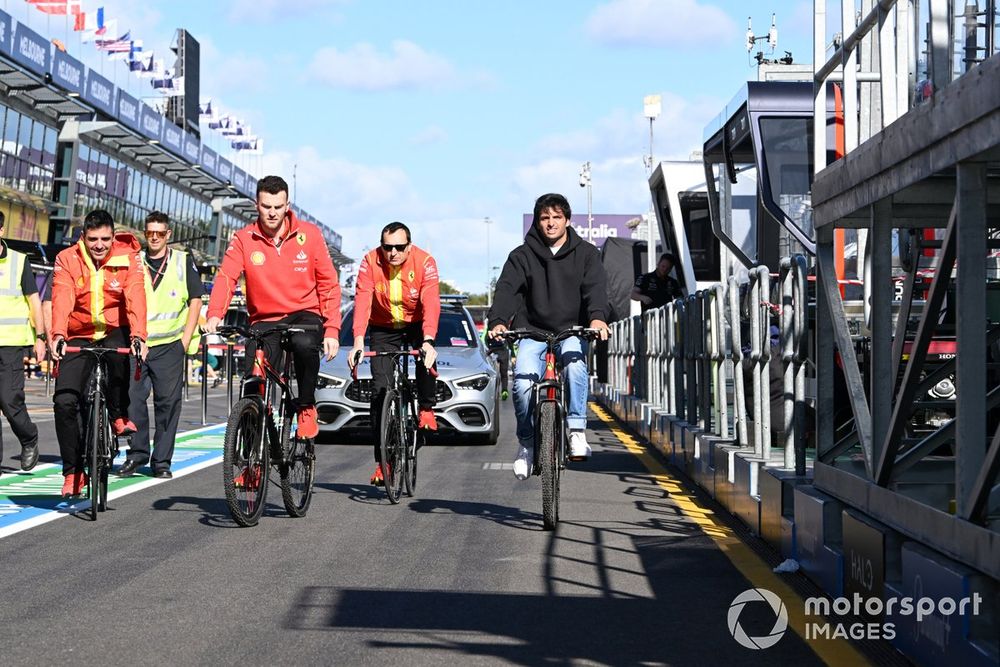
[296,233,307,246]
[408,270,415,281]
[251,251,265,266]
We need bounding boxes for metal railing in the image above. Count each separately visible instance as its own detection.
[607,257,813,468]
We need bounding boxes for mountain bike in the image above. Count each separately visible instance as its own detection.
[352,348,435,504]
[494,327,602,530]
[216,324,317,526]
[60,344,140,521]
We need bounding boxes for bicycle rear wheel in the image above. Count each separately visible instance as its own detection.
[539,401,560,530]
[279,411,315,517]
[223,397,270,526]
[379,389,404,503]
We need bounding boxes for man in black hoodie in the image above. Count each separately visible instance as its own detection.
[488,193,610,480]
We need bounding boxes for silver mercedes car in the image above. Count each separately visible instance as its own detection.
[315,296,500,445]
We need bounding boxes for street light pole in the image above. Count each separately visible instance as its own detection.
[484,216,493,306]
[579,161,593,245]
[643,94,662,273]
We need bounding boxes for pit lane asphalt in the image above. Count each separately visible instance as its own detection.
[0,379,824,666]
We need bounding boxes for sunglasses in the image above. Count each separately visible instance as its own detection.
[381,243,409,253]
[145,230,169,239]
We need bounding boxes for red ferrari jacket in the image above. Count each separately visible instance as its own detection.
[207,212,342,337]
[352,245,440,340]
[51,233,147,341]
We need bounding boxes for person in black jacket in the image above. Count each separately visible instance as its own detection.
[487,193,610,480]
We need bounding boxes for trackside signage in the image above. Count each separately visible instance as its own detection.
[232,167,247,194]
[218,158,232,183]
[201,145,218,176]
[11,22,48,76]
[51,50,84,96]
[84,70,115,117]
[161,121,183,156]
[117,90,140,130]
[138,103,162,142]
[0,11,12,57]
[183,132,200,163]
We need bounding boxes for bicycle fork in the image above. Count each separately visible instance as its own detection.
[531,349,566,472]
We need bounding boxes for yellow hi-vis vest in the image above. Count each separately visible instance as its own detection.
[143,249,199,352]
[0,248,35,346]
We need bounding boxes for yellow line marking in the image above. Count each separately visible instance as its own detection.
[590,402,872,667]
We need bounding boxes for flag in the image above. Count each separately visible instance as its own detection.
[232,138,262,154]
[220,119,248,137]
[27,0,82,15]
[84,18,116,43]
[111,39,142,62]
[74,7,103,32]
[207,114,230,130]
[128,51,153,72]
[97,31,132,53]
[52,38,67,52]
[199,99,214,118]
[138,57,162,79]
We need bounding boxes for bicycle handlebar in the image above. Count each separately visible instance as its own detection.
[350,349,439,380]
[59,346,140,380]
[213,323,321,341]
[493,327,606,344]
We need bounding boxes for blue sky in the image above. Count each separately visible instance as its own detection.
[12,0,817,291]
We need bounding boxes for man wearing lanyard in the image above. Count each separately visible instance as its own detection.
[0,212,47,476]
[118,212,204,479]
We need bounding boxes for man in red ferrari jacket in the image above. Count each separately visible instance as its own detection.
[205,175,341,439]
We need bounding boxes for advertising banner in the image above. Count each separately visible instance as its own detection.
[521,213,642,249]
[51,50,84,96]
[0,11,12,57]
[138,103,163,142]
[83,70,115,117]
[11,22,48,77]
[116,90,140,131]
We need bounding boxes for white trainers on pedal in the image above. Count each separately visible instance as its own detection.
[569,431,591,460]
[513,445,533,480]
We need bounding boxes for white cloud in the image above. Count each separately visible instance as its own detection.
[307,40,476,91]
[585,0,738,47]
[535,92,724,163]
[408,125,449,146]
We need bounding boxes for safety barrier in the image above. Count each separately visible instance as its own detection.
[606,255,812,468]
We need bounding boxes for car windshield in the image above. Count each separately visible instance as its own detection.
[338,307,479,348]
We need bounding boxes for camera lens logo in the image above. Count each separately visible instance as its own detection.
[727,588,788,650]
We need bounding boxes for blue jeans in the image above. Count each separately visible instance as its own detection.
[512,336,589,449]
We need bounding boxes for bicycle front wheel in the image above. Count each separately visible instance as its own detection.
[539,401,560,530]
[86,394,102,521]
[379,389,404,504]
[223,397,270,527]
[279,412,315,517]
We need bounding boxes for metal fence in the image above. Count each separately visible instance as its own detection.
[607,255,812,473]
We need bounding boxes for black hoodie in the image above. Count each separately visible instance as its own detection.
[488,224,608,334]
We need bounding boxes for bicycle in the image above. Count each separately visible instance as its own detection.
[351,347,435,504]
[59,343,140,521]
[216,323,318,526]
[494,327,602,530]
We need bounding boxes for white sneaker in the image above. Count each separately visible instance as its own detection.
[513,445,533,480]
[569,431,591,460]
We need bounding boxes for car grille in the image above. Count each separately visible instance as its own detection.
[345,379,453,403]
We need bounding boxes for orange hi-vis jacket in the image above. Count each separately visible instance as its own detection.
[51,233,148,342]
[353,244,440,340]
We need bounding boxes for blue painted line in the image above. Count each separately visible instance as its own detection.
[0,423,226,538]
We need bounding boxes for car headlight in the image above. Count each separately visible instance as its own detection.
[316,374,346,389]
[455,374,491,391]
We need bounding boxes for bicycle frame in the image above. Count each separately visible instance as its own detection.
[532,344,568,470]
